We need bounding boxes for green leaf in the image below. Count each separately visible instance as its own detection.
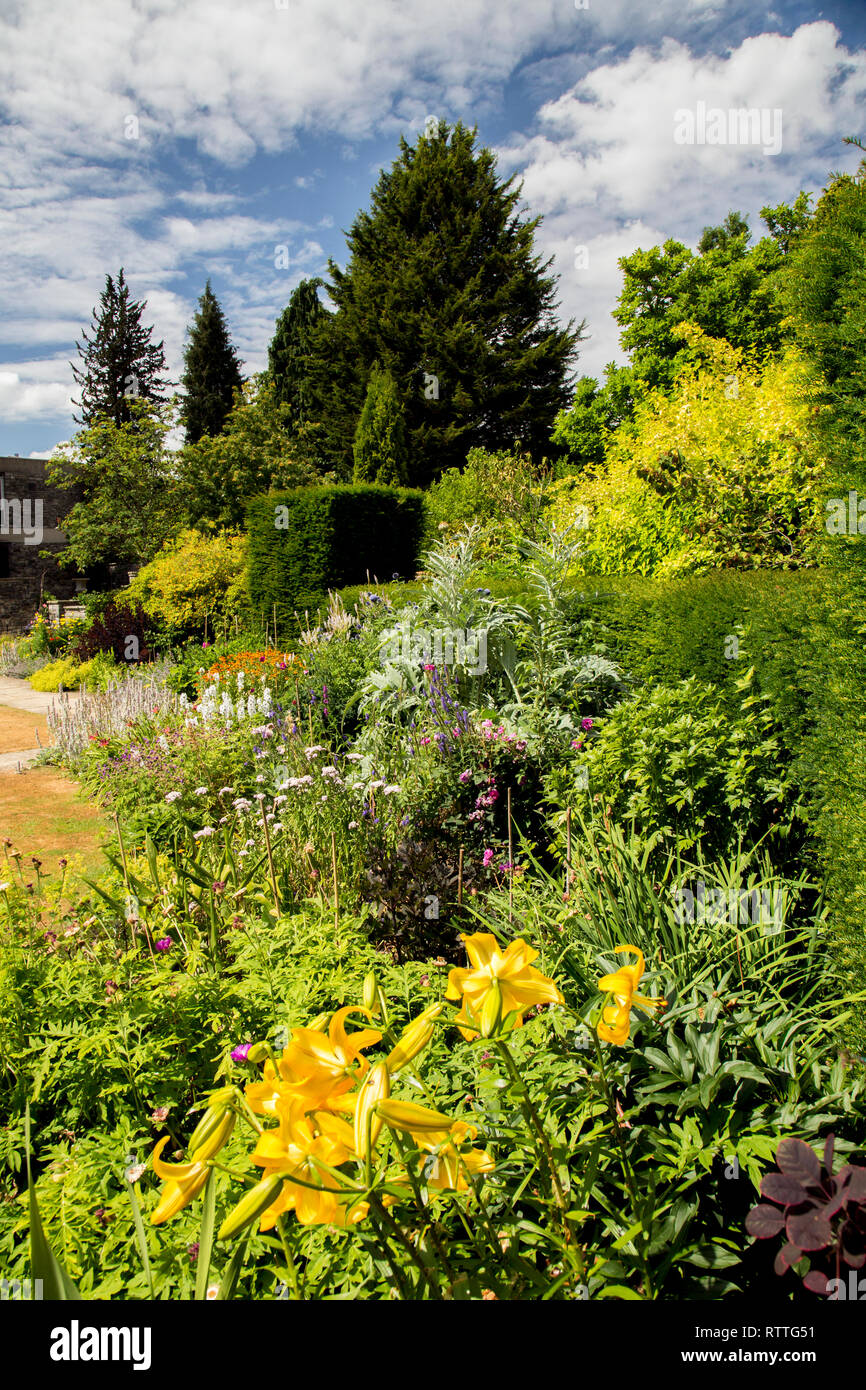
[125,1179,155,1299]
[25,1104,81,1300]
[195,1170,218,1300]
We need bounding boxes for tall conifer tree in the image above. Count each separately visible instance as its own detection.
[71,268,169,426]
[306,121,581,486]
[353,364,408,484]
[268,277,328,425]
[180,281,244,443]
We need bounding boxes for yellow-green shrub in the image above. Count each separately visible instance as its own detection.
[125,529,248,639]
[30,653,115,692]
[549,326,828,576]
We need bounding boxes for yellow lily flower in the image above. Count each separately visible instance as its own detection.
[386,1003,442,1073]
[149,1136,211,1225]
[596,945,666,1045]
[251,1099,358,1229]
[376,1099,456,1133]
[354,1061,390,1160]
[246,1006,382,1116]
[414,1121,495,1193]
[446,932,564,1041]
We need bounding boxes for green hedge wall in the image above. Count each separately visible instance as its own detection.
[246,484,427,621]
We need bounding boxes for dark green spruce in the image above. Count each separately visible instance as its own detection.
[180,281,244,444]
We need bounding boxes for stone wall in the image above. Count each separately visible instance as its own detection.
[0,456,84,634]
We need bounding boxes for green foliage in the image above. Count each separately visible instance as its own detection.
[267,278,328,428]
[548,329,827,576]
[71,267,169,428]
[550,376,619,470]
[425,448,553,554]
[545,673,801,862]
[46,399,181,570]
[307,120,580,484]
[29,652,117,692]
[178,376,318,532]
[613,201,811,401]
[352,364,409,484]
[246,484,426,623]
[784,154,866,475]
[126,530,249,645]
[179,281,244,444]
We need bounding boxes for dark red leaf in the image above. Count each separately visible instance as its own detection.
[823,1133,835,1176]
[762,1173,808,1207]
[774,1242,801,1275]
[841,1220,866,1267]
[837,1165,866,1203]
[803,1269,830,1295]
[786,1208,834,1251]
[776,1137,821,1186]
[746,1204,786,1239]
[824,1176,850,1219]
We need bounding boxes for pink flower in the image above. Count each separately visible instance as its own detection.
[154,937,172,952]
[482,849,494,868]
[231,1043,252,1063]
[581,717,594,731]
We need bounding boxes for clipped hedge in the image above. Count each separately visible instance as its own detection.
[246,484,426,622]
[563,568,819,709]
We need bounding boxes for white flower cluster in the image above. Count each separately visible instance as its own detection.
[183,677,275,729]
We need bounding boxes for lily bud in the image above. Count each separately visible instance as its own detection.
[362,972,379,1016]
[376,1099,454,1133]
[247,1042,272,1064]
[188,1105,236,1161]
[218,1172,286,1241]
[480,980,503,1038]
[354,1061,390,1160]
[308,1012,330,1032]
[386,1003,443,1073]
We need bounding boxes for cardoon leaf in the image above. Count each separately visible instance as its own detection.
[786,1208,833,1251]
[745,1204,785,1238]
[776,1137,821,1186]
[761,1173,807,1207]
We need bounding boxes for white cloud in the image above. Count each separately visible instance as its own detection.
[0,2,864,439]
[0,369,73,423]
[498,22,866,375]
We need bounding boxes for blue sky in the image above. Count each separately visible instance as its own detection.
[1,0,865,457]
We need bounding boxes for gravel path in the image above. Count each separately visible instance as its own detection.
[0,677,80,770]
[0,675,80,715]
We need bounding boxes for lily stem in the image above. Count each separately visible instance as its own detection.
[494,1038,585,1283]
[592,1033,654,1300]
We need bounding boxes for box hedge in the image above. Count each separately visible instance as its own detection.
[246,484,427,622]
